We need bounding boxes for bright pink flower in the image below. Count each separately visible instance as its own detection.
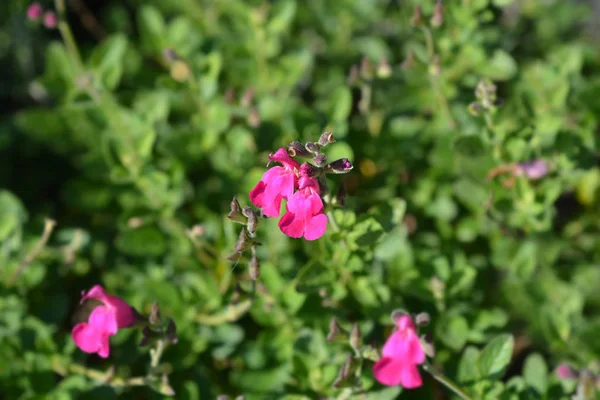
[43,11,57,29]
[72,285,136,358]
[278,176,327,240]
[373,315,425,389]
[555,363,576,380]
[27,2,43,21]
[250,148,300,217]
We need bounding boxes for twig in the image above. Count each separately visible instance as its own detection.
[8,218,56,286]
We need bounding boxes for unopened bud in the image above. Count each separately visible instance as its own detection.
[555,363,577,380]
[318,132,335,147]
[326,158,353,174]
[224,86,235,104]
[299,162,319,178]
[467,101,482,116]
[349,323,361,352]
[235,397,245,400]
[217,396,229,400]
[347,65,359,85]
[431,1,444,27]
[475,79,497,109]
[390,309,408,324]
[166,318,178,344]
[162,48,178,63]
[335,183,347,207]
[410,5,424,27]
[235,229,253,253]
[228,197,247,224]
[401,50,415,71]
[247,107,261,128]
[139,326,152,347]
[420,333,436,358]
[332,353,357,388]
[288,141,312,157]
[241,88,254,107]
[27,3,43,21]
[326,317,348,342]
[149,301,161,325]
[250,253,260,280]
[314,153,328,168]
[415,312,431,326]
[377,57,392,79]
[170,60,190,82]
[243,207,258,234]
[43,12,57,29]
[360,56,374,80]
[305,141,320,154]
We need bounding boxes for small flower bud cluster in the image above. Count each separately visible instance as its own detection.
[326,318,364,389]
[410,2,444,29]
[139,301,179,347]
[469,78,501,116]
[222,86,261,127]
[227,197,262,280]
[26,2,57,29]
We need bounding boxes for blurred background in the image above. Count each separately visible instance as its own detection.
[2,0,600,399]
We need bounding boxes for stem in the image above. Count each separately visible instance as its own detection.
[8,219,56,286]
[421,27,435,60]
[55,0,85,72]
[195,299,252,325]
[150,340,166,369]
[326,210,340,233]
[423,363,474,400]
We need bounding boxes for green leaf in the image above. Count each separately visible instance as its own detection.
[438,315,470,351]
[457,346,482,383]
[454,135,486,158]
[138,6,166,53]
[88,34,128,90]
[492,0,514,6]
[478,334,514,379]
[523,353,548,395]
[115,226,167,257]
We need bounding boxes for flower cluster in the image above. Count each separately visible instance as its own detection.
[249,132,352,241]
[72,285,138,358]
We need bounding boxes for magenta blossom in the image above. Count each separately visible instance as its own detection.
[72,285,136,358]
[373,315,425,389]
[515,159,548,180]
[555,363,577,380]
[278,175,328,240]
[27,2,43,21]
[250,148,300,217]
[43,11,57,29]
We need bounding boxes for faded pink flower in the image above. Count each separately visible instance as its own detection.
[555,363,576,380]
[27,2,43,21]
[515,159,548,180]
[43,11,57,29]
[250,148,300,217]
[373,315,425,388]
[278,175,327,240]
[72,285,136,358]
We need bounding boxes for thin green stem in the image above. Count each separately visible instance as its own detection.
[421,27,435,60]
[422,363,474,400]
[55,0,84,72]
[8,218,56,286]
[326,210,340,233]
[150,340,166,369]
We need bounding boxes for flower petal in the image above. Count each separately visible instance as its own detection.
[72,323,102,354]
[304,213,327,240]
[373,357,404,386]
[88,306,118,335]
[278,211,304,238]
[399,364,423,389]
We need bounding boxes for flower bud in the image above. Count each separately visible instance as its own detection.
[235,229,253,253]
[415,312,431,326]
[347,65,359,85]
[431,1,444,28]
[401,49,415,71]
[410,5,424,27]
[420,333,436,358]
[390,309,408,324]
[314,153,328,168]
[243,207,258,234]
[377,57,392,79]
[228,197,247,224]
[334,183,347,207]
[217,396,229,400]
[468,101,482,116]
[326,158,353,174]
[326,317,348,342]
[305,141,320,154]
[247,107,261,128]
[149,301,161,325]
[27,2,43,21]
[333,353,358,388]
[299,162,319,178]
[162,48,178,63]
[429,54,441,77]
[224,86,235,104]
[241,88,254,107]
[288,141,312,157]
[555,363,577,380]
[360,56,374,80]
[349,323,361,353]
[249,253,260,280]
[139,326,152,347]
[166,318,178,344]
[43,12,57,29]
[318,132,335,147]
[170,60,190,82]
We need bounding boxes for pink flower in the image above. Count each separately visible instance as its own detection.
[43,11,57,29]
[72,285,136,358]
[555,363,576,380]
[27,2,43,21]
[278,175,328,240]
[373,315,425,389]
[250,148,300,217]
[515,159,548,180]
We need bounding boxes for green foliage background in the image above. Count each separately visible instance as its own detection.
[1,0,600,398]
